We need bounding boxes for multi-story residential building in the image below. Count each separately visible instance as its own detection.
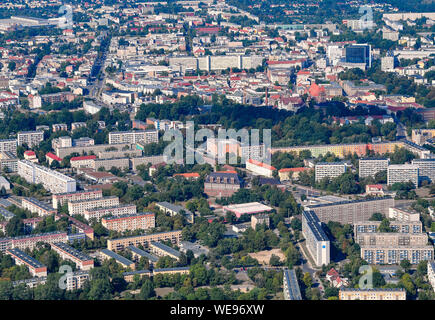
[17,131,44,148]
[155,202,193,218]
[149,241,181,260]
[251,214,270,229]
[101,212,155,232]
[6,248,47,277]
[411,128,435,145]
[240,144,266,162]
[84,204,137,222]
[283,268,302,300]
[339,288,406,300]
[0,207,14,221]
[127,245,159,265]
[100,249,135,270]
[93,157,130,171]
[70,155,96,169]
[68,196,119,216]
[152,267,190,276]
[52,136,73,149]
[304,197,395,224]
[21,197,56,216]
[204,171,241,198]
[359,158,389,178]
[123,269,152,282]
[315,162,348,181]
[388,207,420,222]
[245,159,276,178]
[107,230,182,252]
[354,220,423,236]
[411,158,435,184]
[302,210,330,267]
[52,124,68,132]
[17,160,76,194]
[387,164,419,186]
[52,189,103,209]
[58,213,94,240]
[108,130,158,145]
[0,139,17,155]
[0,151,18,172]
[65,270,90,291]
[0,231,68,253]
[51,242,94,270]
[427,261,435,292]
[356,232,428,247]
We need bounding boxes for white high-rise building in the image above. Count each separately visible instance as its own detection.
[359,158,389,178]
[387,164,419,186]
[17,160,76,194]
[108,130,158,145]
[17,131,44,148]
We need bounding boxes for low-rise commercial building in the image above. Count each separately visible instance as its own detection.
[223,202,273,219]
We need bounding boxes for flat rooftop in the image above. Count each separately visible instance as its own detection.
[223,202,273,215]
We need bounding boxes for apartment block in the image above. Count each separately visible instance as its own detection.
[304,197,394,224]
[101,212,155,232]
[387,164,419,186]
[65,270,90,291]
[149,241,181,260]
[0,151,18,172]
[127,245,159,265]
[108,130,158,145]
[315,162,347,181]
[70,155,96,169]
[359,158,389,178]
[21,197,56,216]
[412,158,435,184]
[100,249,135,270]
[339,288,406,300]
[18,160,76,194]
[51,242,94,270]
[354,220,423,236]
[68,196,119,216]
[388,207,420,222]
[17,131,44,148]
[52,189,103,209]
[107,230,182,252]
[283,268,302,300]
[245,159,276,178]
[6,248,47,277]
[0,139,17,155]
[84,204,137,221]
[0,231,68,253]
[302,210,330,267]
[93,157,130,171]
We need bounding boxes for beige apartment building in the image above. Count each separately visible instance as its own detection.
[84,204,137,221]
[107,230,182,252]
[339,288,406,300]
[68,196,119,216]
[101,212,155,232]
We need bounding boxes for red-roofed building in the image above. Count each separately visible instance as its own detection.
[70,155,96,169]
[326,268,348,288]
[24,150,38,163]
[173,172,200,179]
[365,184,384,196]
[246,159,276,178]
[46,153,62,165]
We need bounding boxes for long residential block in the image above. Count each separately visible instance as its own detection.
[68,196,119,216]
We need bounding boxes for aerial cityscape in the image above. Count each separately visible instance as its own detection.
[0,0,435,305]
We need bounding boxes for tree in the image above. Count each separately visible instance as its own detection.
[303,272,312,288]
[369,213,383,221]
[137,279,155,300]
[377,219,393,232]
[400,259,411,272]
[269,254,282,266]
